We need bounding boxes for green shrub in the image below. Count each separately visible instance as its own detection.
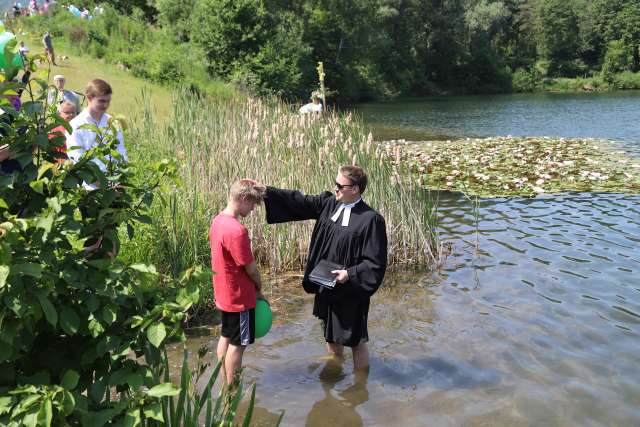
[512,67,539,92]
[0,61,200,425]
[602,40,633,82]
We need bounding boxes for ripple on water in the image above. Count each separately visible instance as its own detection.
[209,192,640,426]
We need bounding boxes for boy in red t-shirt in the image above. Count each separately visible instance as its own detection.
[210,179,266,385]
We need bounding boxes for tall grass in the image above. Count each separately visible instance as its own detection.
[125,91,441,281]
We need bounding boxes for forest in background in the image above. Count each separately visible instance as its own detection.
[10,0,640,102]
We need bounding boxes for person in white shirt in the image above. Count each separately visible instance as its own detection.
[67,78,127,189]
[299,91,323,114]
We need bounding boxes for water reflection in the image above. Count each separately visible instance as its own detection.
[306,360,368,427]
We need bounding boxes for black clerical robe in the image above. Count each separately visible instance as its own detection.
[265,187,388,347]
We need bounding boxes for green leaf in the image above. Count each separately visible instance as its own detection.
[83,407,121,427]
[59,390,75,416]
[0,396,14,415]
[36,214,54,235]
[36,294,58,327]
[37,398,52,427]
[46,197,62,213]
[100,305,117,325]
[143,402,163,422]
[88,318,104,338]
[123,407,141,427]
[29,180,45,195]
[145,383,180,398]
[61,370,80,390]
[126,371,144,390]
[12,263,42,278]
[0,198,7,209]
[0,265,9,288]
[146,323,166,348]
[59,307,80,335]
[37,162,56,180]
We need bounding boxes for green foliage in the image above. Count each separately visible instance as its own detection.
[17,0,640,101]
[0,60,259,426]
[511,67,538,92]
[602,40,633,78]
[534,0,580,76]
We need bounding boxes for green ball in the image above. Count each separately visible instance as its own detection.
[255,299,272,339]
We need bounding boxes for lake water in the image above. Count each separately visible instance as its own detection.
[176,191,640,426]
[352,91,640,152]
[176,92,640,426]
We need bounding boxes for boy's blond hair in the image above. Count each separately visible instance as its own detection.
[229,179,266,204]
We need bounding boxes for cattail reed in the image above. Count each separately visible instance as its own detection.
[126,90,441,277]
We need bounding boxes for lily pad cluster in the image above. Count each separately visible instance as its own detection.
[382,136,640,197]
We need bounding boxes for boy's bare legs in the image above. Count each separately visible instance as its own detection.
[222,343,246,385]
[216,336,230,384]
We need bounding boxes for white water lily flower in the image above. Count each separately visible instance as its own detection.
[536,179,545,185]
[446,181,453,186]
[532,186,545,193]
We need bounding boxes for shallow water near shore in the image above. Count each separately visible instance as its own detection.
[171,191,640,426]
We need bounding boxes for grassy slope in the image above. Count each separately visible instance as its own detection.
[27,42,174,120]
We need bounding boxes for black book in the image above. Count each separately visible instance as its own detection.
[309,259,343,289]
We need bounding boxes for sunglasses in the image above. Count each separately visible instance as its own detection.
[335,181,355,190]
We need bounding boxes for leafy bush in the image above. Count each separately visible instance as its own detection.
[512,67,540,92]
[602,40,633,81]
[0,58,256,426]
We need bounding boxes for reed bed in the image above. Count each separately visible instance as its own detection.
[126,91,441,278]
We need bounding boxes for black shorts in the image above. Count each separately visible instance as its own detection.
[221,309,255,346]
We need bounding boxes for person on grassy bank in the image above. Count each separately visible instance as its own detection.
[67,78,127,189]
[210,179,267,386]
[259,165,388,372]
[42,31,56,65]
[48,99,77,163]
[47,74,80,113]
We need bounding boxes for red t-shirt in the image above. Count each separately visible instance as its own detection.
[209,213,256,312]
[49,125,67,162]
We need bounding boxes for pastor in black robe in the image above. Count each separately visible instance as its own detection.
[264,187,388,347]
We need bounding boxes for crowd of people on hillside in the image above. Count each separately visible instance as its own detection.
[8,0,52,18]
[4,1,104,21]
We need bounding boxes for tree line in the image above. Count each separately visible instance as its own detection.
[29,0,640,102]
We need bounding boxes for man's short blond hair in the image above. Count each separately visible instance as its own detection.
[229,179,266,204]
